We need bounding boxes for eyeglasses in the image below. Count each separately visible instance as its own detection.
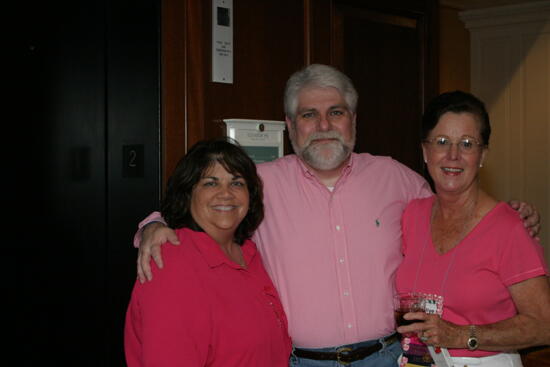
[423,136,486,154]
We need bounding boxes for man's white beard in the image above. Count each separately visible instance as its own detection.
[291,130,354,171]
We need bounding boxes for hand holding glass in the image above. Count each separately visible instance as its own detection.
[394,292,424,328]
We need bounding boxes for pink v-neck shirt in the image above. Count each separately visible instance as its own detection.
[134,153,432,348]
[396,196,548,357]
[253,153,431,347]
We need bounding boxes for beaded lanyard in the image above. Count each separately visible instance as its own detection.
[400,201,459,367]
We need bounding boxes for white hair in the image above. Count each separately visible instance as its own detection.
[284,64,358,121]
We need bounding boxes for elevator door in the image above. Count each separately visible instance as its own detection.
[21,1,160,365]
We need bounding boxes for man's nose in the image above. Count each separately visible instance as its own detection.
[318,114,331,131]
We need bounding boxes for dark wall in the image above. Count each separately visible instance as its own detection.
[163,0,438,183]
[332,0,439,174]
[20,1,159,365]
[162,0,306,182]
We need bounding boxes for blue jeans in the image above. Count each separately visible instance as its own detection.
[289,334,402,367]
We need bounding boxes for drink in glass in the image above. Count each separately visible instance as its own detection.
[394,292,423,328]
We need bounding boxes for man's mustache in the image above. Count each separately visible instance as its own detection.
[303,131,345,148]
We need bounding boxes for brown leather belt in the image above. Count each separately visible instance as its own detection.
[293,333,399,365]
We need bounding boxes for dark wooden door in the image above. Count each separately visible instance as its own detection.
[310,0,438,174]
[20,1,160,365]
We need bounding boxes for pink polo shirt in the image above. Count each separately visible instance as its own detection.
[125,228,291,366]
[134,153,432,348]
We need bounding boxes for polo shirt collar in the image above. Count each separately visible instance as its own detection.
[183,228,257,269]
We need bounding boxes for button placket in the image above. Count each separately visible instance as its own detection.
[330,191,357,340]
[261,284,285,329]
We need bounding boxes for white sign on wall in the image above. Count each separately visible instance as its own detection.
[212,0,233,83]
[223,119,286,163]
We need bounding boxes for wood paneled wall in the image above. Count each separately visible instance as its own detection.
[161,0,438,185]
[162,0,305,184]
[162,0,438,182]
[439,4,471,92]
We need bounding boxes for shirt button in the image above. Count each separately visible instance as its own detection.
[339,258,345,263]
[336,225,341,231]
[343,291,349,296]
[347,323,353,329]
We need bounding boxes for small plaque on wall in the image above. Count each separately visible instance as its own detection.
[212,0,233,83]
[223,119,286,163]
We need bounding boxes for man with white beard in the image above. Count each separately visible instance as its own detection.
[133,64,540,366]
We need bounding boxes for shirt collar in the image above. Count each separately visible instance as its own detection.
[182,228,257,269]
[294,153,355,185]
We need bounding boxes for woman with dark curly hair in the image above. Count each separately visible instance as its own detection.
[124,138,291,366]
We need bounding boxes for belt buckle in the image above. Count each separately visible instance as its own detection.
[336,346,353,365]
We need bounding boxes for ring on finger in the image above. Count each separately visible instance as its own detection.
[420,331,429,342]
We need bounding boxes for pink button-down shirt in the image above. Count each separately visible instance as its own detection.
[253,153,432,348]
[134,153,432,348]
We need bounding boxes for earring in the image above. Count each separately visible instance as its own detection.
[479,163,483,168]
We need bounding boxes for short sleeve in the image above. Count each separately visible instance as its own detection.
[125,242,211,366]
[498,221,548,287]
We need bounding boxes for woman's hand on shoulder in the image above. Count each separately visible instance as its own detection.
[137,222,180,283]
